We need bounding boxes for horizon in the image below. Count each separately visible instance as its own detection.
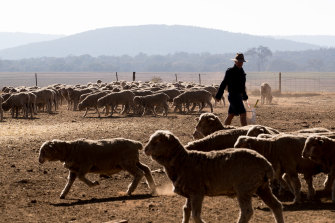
[1,0,335,36]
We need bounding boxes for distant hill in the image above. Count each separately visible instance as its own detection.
[0,25,322,60]
[0,32,64,50]
[272,35,335,48]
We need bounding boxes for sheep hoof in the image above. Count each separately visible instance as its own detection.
[60,195,65,199]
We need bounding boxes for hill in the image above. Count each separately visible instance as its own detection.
[0,32,64,50]
[0,25,321,60]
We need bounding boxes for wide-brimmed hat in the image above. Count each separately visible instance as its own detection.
[231,53,247,62]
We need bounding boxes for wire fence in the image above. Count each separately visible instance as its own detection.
[1,72,335,92]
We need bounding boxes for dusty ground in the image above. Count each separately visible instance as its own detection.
[1,93,335,223]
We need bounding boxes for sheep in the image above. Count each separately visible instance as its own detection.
[192,113,280,139]
[260,83,273,105]
[97,90,135,116]
[38,138,157,199]
[234,134,325,203]
[144,130,284,223]
[78,91,109,117]
[192,113,237,139]
[67,88,94,111]
[173,89,213,113]
[293,127,331,134]
[0,95,3,121]
[246,125,281,137]
[156,88,181,102]
[2,92,33,118]
[186,128,251,152]
[133,93,170,116]
[31,88,56,114]
[302,135,335,202]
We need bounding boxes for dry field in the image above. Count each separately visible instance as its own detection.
[1,93,335,223]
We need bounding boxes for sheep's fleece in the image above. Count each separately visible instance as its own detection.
[39,138,156,199]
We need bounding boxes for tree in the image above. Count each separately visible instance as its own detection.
[245,46,272,71]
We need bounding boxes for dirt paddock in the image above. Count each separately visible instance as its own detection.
[1,93,335,222]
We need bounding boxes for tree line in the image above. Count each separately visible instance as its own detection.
[0,47,334,72]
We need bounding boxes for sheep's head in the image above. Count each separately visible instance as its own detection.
[1,97,12,111]
[246,126,267,137]
[97,97,106,108]
[302,136,326,163]
[234,136,251,148]
[144,130,183,166]
[78,102,84,110]
[133,96,142,105]
[39,140,68,164]
[193,113,224,139]
[172,97,180,106]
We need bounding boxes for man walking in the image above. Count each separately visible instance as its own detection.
[215,53,248,126]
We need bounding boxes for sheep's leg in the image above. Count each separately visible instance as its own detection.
[163,103,169,116]
[182,198,191,223]
[256,184,284,223]
[142,106,147,116]
[236,194,253,223]
[190,103,196,112]
[152,106,157,116]
[324,170,335,192]
[136,162,157,195]
[190,194,205,223]
[77,173,99,187]
[60,171,77,199]
[285,173,302,203]
[95,106,101,118]
[197,103,204,113]
[304,174,316,200]
[125,166,144,195]
[281,173,294,195]
[207,100,213,112]
[83,108,88,117]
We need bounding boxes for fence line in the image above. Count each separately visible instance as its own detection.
[1,72,335,92]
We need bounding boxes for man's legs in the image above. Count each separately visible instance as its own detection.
[240,112,247,126]
[224,114,235,125]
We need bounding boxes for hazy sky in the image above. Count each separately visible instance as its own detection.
[1,0,334,36]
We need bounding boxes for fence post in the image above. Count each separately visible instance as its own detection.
[279,72,281,94]
[35,73,38,86]
[116,72,118,81]
[175,73,178,82]
[132,72,136,81]
[199,73,201,85]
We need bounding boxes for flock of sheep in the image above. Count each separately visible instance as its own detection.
[4,80,333,223]
[0,80,222,120]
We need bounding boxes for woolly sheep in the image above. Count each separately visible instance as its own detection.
[67,88,94,111]
[133,93,170,116]
[186,128,251,152]
[302,135,335,202]
[156,88,181,102]
[78,91,109,117]
[192,113,237,139]
[260,83,273,105]
[97,90,135,116]
[144,130,284,223]
[173,89,213,113]
[246,125,281,137]
[2,92,33,118]
[234,134,325,203]
[31,89,56,114]
[38,138,157,199]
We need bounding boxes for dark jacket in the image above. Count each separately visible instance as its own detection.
[215,65,248,100]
